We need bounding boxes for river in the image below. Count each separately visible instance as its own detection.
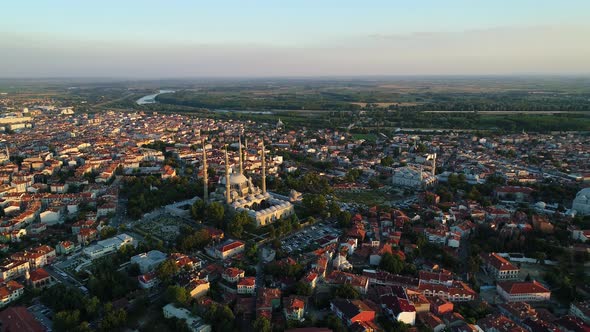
[136,90,175,105]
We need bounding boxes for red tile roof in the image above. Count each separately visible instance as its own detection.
[0,306,46,332]
[498,280,550,295]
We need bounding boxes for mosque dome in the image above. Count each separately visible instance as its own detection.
[221,173,249,186]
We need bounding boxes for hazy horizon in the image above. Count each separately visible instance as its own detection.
[2,0,590,78]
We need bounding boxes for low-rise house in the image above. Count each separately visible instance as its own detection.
[237,277,256,295]
[10,245,55,269]
[77,228,98,244]
[302,271,318,290]
[381,295,416,326]
[0,260,29,280]
[256,288,281,319]
[138,272,159,289]
[205,240,244,260]
[326,271,369,295]
[27,268,54,289]
[330,299,376,327]
[482,253,520,280]
[406,291,430,313]
[429,296,453,316]
[554,315,590,332]
[0,280,24,307]
[283,295,306,321]
[478,314,526,332]
[418,312,446,332]
[56,240,75,255]
[418,281,477,302]
[222,267,245,283]
[187,279,210,298]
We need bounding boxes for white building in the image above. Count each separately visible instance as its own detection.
[162,303,211,332]
[392,166,437,189]
[82,233,136,259]
[573,188,590,216]
[130,250,167,273]
[381,295,416,326]
[39,210,62,225]
[482,253,520,280]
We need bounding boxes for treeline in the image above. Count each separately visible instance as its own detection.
[121,175,202,219]
[41,284,128,332]
[360,110,590,133]
[156,90,361,111]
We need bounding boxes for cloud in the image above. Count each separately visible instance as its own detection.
[1,25,589,77]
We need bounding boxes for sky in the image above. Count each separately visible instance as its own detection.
[1,0,590,78]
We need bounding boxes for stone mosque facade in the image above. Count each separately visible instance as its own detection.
[205,138,295,227]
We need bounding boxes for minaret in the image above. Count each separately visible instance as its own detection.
[202,140,208,202]
[238,136,244,175]
[224,146,232,204]
[419,165,424,182]
[431,153,436,176]
[261,140,266,194]
[244,138,248,172]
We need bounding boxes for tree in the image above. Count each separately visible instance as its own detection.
[75,322,93,332]
[206,202,225,226]
[302,193,327,216]
[84,296,101,319]
[166,285,191,307]
[157,259,180,284]
[100,226,117,239]
[179,228,211,252]
[294,280,312,296]
[99,305,127,332]
[228,211,253,238]
[334,284,360,299]
[381,156,394,167]
[252,316,271,332]
[54,310,81,332]
[245,240,258,262]
[337,211,352,229]
[191,200,206,221]
[380,253,404,274]
[368,177,380,189]
[324,313,346,332]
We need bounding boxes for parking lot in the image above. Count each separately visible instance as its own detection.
[28,303,54,331]
[281,222,341,254]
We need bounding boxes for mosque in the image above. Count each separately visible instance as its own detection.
[203,138,295,227]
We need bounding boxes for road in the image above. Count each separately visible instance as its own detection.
[45,264,87,293]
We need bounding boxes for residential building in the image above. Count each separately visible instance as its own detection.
[496,280,551,302]
[130,250,167,273]
[283,296,306,321]
[237,277,256,295]
[482,253,520,280]
[0,280,24,307]
[206,239,244,260]
[330,299,376,327]
[0,306,46,332]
